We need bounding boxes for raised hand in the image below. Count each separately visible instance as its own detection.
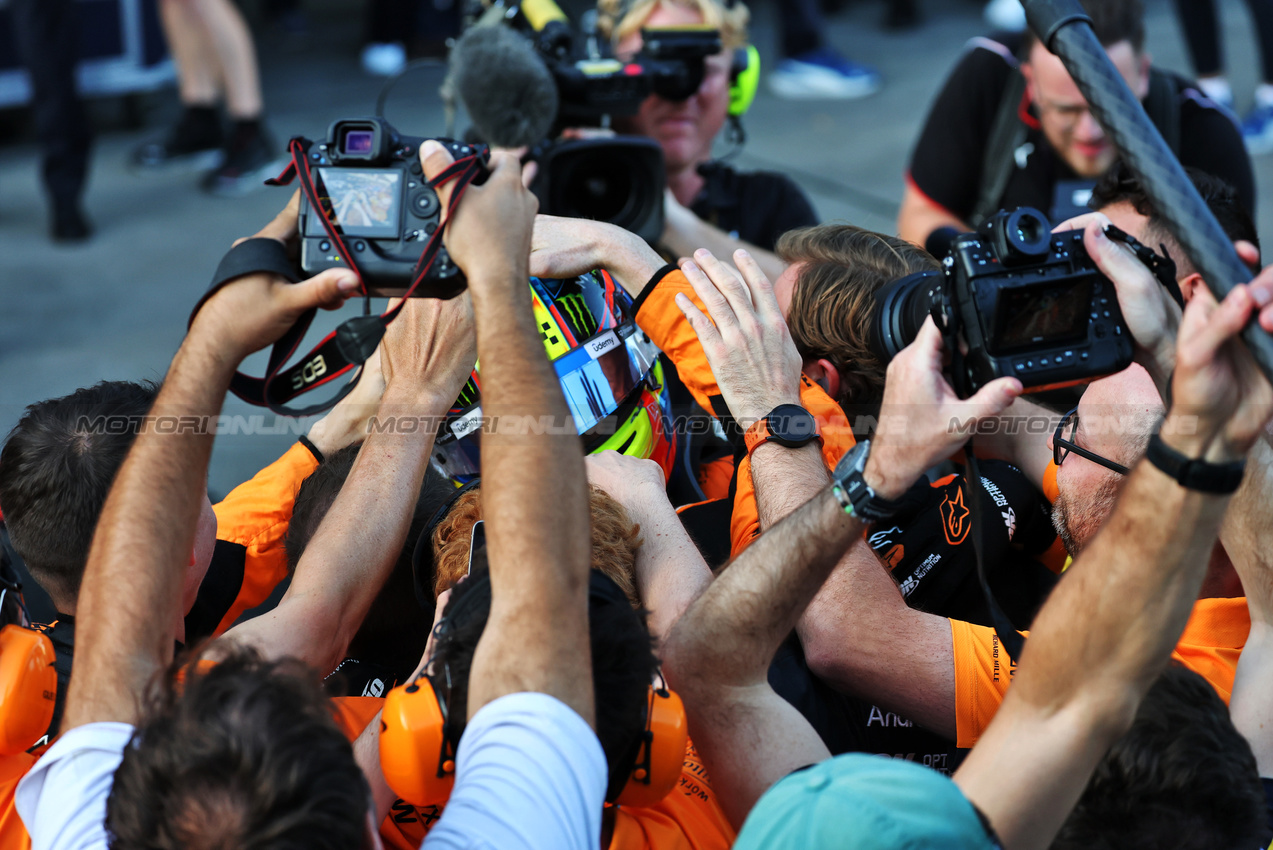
[674,248,804,424]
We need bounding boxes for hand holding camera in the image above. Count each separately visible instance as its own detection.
[418,141,538,294]
[190,197,361,368]
[867,317,1024,501]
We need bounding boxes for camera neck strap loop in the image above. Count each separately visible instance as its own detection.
[1102,223,1186,309]
[189,137,489,417]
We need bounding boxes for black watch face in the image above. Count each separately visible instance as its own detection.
[768,403,818,447]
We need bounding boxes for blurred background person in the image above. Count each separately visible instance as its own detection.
[131,0,281,196]
[600,0,818,279]
[1171,0,1273,153]
[768,0,882,100]
[11,0,92,242]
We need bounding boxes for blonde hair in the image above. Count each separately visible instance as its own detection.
[431,487,643,607]
[597,0,749,50]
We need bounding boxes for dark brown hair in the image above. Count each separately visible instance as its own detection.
[106,644,371,850]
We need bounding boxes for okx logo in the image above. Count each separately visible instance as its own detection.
[940,487,971,546]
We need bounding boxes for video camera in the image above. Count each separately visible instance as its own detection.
[871,207,1135,397]
[295,118,489,297]
[471,1,727,242]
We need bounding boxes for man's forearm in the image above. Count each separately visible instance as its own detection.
[752,439,957,737]
[664,486,863,692]
[466,259,594,722]
[662,214,785,282]
[622,483,712,641]
[1221,438,1273,622]
[65,333,235,730]
[1009,453,1229,717]
[471,262,590,586]
[227,388,444,672]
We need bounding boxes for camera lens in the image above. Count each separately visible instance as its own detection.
[553,147,658,234]
[870,270,943,362]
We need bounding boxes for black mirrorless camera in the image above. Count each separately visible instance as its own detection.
[871,207,1134,397]
[297,117,488,298]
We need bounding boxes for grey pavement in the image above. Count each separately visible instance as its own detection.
[1,0,1270,496]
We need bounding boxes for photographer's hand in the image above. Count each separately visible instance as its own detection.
[419,141,536,292]
[865,317,1022,500]
[1073,215,1181,396]
[191,194,361,369]
[674,248,803,425]
[531,215,664,297]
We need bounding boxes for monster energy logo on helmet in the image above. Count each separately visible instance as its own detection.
[555,291,599,340]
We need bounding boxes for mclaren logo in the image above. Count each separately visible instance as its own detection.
[940,487,971,546]
[556,293,597,338]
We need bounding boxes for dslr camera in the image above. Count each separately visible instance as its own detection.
[297,117,488,298]
[871,207,1133,396]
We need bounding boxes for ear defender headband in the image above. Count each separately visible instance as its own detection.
[0,538,56,755]
[380,569,688,809]
[728,44,759,117]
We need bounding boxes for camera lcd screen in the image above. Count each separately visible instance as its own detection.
[994,277,1093,349]
[317,168,401,238]
[342,130,375,155]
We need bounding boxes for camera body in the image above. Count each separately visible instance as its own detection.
[297,117,487,298]
[873,208,1133,396]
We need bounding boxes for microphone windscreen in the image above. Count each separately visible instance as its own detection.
[452,25,559,150]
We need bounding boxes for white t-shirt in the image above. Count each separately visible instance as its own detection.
[15,692,605,850]
[15,721,131,850]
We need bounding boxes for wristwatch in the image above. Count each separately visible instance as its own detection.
[744,404,822,456]
[830,439,905,523]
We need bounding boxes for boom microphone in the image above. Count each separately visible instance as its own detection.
[451,25,559,150]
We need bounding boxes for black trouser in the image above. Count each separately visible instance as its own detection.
[11,0,91,210]
[1174,0,1273,83]
[781,0,825,58]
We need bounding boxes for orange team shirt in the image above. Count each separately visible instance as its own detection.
[633,267,857,557]
[0,442,319,849]
[209,440,321,634]
[950,596,1250,749]
[329,697,736,850]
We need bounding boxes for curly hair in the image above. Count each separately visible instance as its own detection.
[596,0,749,50]
[778,225,938,409]
[431,487,642,607]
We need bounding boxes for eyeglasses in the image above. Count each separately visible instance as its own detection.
[1053,408,1130,476]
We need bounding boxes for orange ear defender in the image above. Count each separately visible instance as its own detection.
[379,672,458,808]
[380,570,689,809]
[0,625,56,756]
[612,681,687,808]
[0,538,57,756]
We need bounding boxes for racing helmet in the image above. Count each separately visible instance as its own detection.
[432,270,676,484]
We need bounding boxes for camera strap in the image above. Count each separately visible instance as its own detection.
[1102,224,1186,309]
[189,137,489,416]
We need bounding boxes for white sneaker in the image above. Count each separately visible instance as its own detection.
[984,0,1027,32]
[768,49,882,100]
[361,42,407,77]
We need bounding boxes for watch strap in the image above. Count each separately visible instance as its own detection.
[1145,432,1245,494]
